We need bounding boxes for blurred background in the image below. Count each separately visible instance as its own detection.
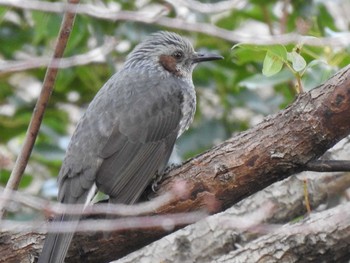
[0,0,349,219]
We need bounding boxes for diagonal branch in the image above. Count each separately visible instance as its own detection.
[61,65,350,262]
[0,65,350,262]
[0,0,80,218]
[115,172,350,263]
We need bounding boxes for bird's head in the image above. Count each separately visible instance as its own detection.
[124,31,223,79]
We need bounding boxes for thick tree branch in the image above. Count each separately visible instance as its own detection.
[216,202,350,263]
[114,171,350,263]
[155,65,350,212]
[1,170,349,263]
[1,66,350,262]
[53,65,350,261]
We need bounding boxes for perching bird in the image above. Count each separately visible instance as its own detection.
[38,31,223,263]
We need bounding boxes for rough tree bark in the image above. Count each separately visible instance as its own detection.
[1,65,350,263]
[215,202,350,263]
[115,168,350,263]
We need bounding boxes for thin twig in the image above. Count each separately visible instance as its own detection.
[0,0,80,219]
[0,186,176,217]
[306,160,350,172]
[165,0,247,14]
[0,38,117,74]
[1,212,208,233]
[0,0,350,47]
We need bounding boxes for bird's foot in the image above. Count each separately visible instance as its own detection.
[151,163,182,192]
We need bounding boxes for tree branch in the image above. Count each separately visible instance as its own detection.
[0,0,349,47]
[59,64,350,262]
[0,65,350,262]
[0,38,117,74]
[216,202,350,262]
[0,0,80,218]
[306,160,350,172]
[165,0,246,14]
[113,171,350,263]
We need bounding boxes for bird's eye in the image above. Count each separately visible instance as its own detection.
[172,51,183,59]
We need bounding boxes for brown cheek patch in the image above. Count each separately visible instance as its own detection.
[159,55,181,76]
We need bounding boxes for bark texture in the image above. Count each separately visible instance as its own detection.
[115,169,350,263]
[1,66,350,263]
[215,202,350,263]
[70,64,350,262]
[156,65,350,214]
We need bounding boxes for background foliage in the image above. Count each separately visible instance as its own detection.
[0,0,349,214]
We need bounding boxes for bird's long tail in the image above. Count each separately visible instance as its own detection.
[37,213,80,263]
[38,184,97,263]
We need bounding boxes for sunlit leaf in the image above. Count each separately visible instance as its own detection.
[262,50,284,76]
[232,44,287,67]
[287,51,307,72]
[267,45,288,61]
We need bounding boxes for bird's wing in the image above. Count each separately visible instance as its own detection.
[42,70,185,263]
[58,70,185,204]
[96,73,184,204]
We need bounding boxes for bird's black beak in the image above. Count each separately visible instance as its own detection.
[192,52,224,64]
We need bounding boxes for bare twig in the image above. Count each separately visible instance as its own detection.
[0,187,176,217]
[0,0,350,47]
[306,160,350,172]
[165,0,247,14]
[0,211,207,233]
[0,0,80,219]
[0,38,117,74]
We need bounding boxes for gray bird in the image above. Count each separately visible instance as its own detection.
[38,31,223,263]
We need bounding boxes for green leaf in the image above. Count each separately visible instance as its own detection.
[231,47,265,64]
[232,44,286,66]
[239,70,294,89]
[267,45,288,61]
[302,59,326,74]
[262,50,284,76]
[232,44,288,76]
[287,51,307,72]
